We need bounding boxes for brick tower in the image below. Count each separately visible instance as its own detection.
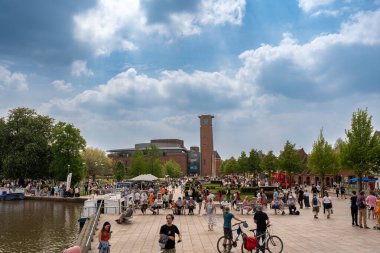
[199,115,214,176]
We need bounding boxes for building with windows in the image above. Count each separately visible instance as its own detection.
[107,115,221,176]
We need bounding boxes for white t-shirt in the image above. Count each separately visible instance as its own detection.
[322,196,332,204]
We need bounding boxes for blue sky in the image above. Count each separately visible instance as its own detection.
[1,0,380,159]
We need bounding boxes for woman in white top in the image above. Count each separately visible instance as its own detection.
[322,192,333,219]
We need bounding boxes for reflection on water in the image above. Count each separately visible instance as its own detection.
[0,200,81,253]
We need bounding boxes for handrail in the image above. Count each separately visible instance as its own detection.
[86,199,103,248]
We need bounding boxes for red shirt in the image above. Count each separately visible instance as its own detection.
[100,231,110,241]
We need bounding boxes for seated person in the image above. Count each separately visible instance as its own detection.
[116,204,133,224]
[150,199,160,215]
[187,197,196,215]
[141,199,148,215]
[272,198,285,215]
[242,196,253,214]
[287,195,297,215]
[175,197,184,215]
[171,200,176,215]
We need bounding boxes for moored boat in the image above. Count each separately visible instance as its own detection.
[0,188,25,200]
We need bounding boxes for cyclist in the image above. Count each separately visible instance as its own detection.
[223,206,244,252]
[254,205,270,253]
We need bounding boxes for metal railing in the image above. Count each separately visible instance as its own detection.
[77,199,103,253]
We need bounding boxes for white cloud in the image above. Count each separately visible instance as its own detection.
[52,80,73,92]
[298,0,335,13]
[311,10,340,17]
[43,8,380,158]
[0,65,28,91]
[71,60,94,77]
[73,0,246,55]
[199,0,246,25]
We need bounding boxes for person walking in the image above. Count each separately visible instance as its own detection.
[357,190,369,228]
[303,189,310,208]
[217,190,223,204]
[298,187,304,209]
[350,191,359,226]
[98,221,111,253]
[196,190,203,215]
[311,193,321,219]
[366,191,377,220]
[205,198,216,231]
[322,192,333,219]
[159,214,182,253]
[254,205,269,253]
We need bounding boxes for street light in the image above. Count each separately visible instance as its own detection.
[67,164,71,174]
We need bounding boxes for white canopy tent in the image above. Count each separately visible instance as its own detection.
[130,174,158,182]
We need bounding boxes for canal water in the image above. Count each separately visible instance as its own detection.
[0,200,82,253]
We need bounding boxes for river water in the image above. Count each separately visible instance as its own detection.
[0,200,82,253]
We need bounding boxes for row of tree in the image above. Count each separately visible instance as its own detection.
[0,107,184,185]
[221,108,380,191]
[0,107,86,185]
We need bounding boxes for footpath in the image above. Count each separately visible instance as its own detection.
[90,187,379,253]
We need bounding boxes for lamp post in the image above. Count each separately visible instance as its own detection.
[67,164,71,174]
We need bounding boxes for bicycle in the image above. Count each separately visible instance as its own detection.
[241,224,283,253]
[217,221,248,253]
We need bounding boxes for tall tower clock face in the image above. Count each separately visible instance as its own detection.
[203,118,208,125]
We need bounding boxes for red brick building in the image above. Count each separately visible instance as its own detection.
[107,115,221,176]
[294,148,355,186]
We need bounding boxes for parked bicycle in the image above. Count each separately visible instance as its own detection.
[241,224,283,253]
[217,221,248,253]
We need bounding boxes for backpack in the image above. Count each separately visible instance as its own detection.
[312,197,318,206]
[245,236,257,250]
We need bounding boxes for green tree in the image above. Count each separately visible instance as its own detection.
[340,108,380,191]
[237,151,249,176]
[221,157,238,175]
[261,151,278,183]
[50,122,86,185]
[0,118,6,178]
[248,149,262,178]
[308,129,338,194]
[2,107,53,181]
[278,140,304,189]
[163,159,182,178]
[82,147,113,180]
[146,145,163,178]
[128,149,147,177]
[114,161,126,181]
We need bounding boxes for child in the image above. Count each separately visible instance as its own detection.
[98,221,111,253]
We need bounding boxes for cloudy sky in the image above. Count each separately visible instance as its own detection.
[1,0,380,159]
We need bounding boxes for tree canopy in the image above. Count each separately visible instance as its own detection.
[308,129,338,191]
[340,108,380,190]
[82,147,113,180]
[278,140,304,187]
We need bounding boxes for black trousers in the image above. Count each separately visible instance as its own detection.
[351,207,358,225]
[256,230,266,253]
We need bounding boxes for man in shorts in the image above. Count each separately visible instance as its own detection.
[312,193,321,219]
[223,206,244,252]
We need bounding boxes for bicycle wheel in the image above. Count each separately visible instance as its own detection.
[241,242,253,253]
[266,235,283,253]
[217,236,232,253]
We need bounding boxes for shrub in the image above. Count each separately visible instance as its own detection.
[240,187,258,195]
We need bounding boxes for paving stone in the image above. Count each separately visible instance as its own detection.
[90,191,379,253]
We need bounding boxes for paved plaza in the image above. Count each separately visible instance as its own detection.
[90,193,379,253]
